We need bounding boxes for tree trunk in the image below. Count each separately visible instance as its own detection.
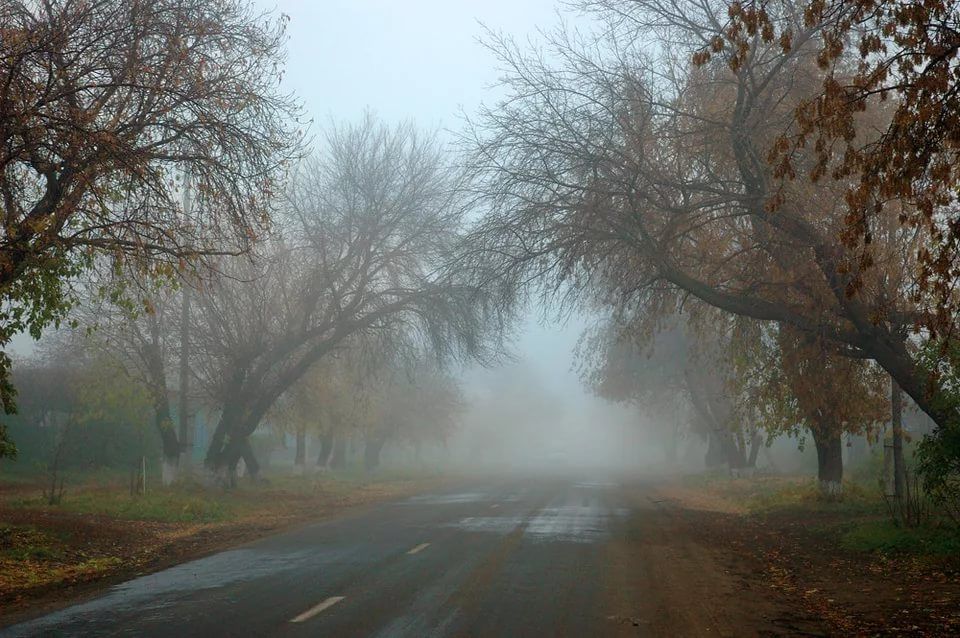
[364,436,385,472]
[329,437,347,470]
[240,438,260,479]
[154,397,180,486]
[294,424,306,473]
[891,378,906,500]
[747,431,762,469]
[704,430,725,468]
[811,426,843,498]
[317,432,334,467]
[178,279,192,472]
[220,435,260,481]
[143,314,179,485]
[685,369,745,472]
[665,416,679,464]
[718,428,746,473]
[205,405,237,469]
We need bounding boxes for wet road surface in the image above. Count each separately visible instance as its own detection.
[1,473,812,637]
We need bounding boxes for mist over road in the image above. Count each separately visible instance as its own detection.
[3,474,816,637]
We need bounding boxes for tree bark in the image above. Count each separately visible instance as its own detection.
[178,279,192,471]
[154,395,180,486]
[665,416,680,464]
[704,430,725,468]
[317,432,334,467]
[364,436,385,472]
[811,425,843,498]
[204,378,245,469]
[240,438,260,478]
[220,435,261,480]
[294,424,306,472]
[329,437,347,470]
[747,431,762,468]
[719,429,746,472]
[685,368,745,472]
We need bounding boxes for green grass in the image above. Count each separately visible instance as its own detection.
[685,473,886,515]
[64,490,237,523]
[685,471,960,557]
[12,488,239,524]
[742,478,884,515]
[0,464,138,486]
[264,466,442,493]
[840,520,960,556]
[3,464,441,525]
[7,468,432,523]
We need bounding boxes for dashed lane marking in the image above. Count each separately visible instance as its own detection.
[290,596,345,623]
[407,542,431,555]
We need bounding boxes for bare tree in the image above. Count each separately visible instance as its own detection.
[193,116,497,479]
[462,0,943,451]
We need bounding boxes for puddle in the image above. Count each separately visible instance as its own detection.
[445,505,628,544]
[400,492,489,505]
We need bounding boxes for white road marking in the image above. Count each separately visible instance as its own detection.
[290,596,345,623]
[490,503,500,509]
[407,542,431,555]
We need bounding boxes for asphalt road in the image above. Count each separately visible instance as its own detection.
[2,473,812,637]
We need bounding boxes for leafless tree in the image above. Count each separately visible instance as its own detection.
[462,0,942,443]
[192,116,498,478]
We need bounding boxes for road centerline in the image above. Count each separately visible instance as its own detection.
[407,542,431,555]
[290,596,346,623]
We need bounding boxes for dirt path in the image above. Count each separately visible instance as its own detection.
[605,481,960,637]
[603,484,828,637]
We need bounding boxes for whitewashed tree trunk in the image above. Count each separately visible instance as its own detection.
[161,458,178,486]
[819,479,843,499]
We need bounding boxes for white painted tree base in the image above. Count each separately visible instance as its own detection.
[819,479,842,498]
[161,459,178,486]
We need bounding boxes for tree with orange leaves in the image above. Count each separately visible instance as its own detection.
[715,0,960,499]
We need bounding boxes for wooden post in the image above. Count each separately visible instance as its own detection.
[178,169,193,473]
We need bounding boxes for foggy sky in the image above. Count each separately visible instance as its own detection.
[9,1,627,441]
[262,0,614,422]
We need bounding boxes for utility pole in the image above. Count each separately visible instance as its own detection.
[178,170,193,472]
[891,377,906,501]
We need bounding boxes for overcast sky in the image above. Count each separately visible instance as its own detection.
[264,0,561,127]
